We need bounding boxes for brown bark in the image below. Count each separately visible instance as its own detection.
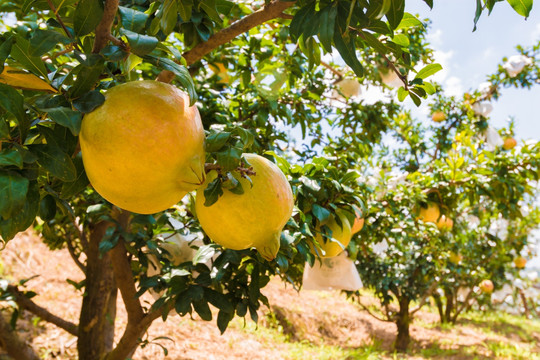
[77,221,117,360]
[444,288,454,324]
[0,313,40,360]
[7,285,78,336]
[394,296,411,352]
[92,0,120,54]
[156,0,296,83]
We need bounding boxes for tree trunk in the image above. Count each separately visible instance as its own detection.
[394,296,411,352]
[443,287,454,324]
[77,221,117,360]
[0,312,39,360]
[432,293,445,323]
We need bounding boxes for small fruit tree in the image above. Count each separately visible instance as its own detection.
[0,0,536,358]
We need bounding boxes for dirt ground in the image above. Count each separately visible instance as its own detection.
[1,231,539,359]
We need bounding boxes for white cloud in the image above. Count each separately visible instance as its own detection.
[531,23,540,43]
[426,29,443,47]
[431,49,453,84]
[444,76,463,97]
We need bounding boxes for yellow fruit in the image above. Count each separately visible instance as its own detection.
[80,81,205,214]
[449,252,462,264]
[514,256,527,269]
[432,111,446,122]
[417,203,440,223]
[351,211,364,235]
[479,279,494,294]
[503,137,517,150]
[311,212,352,258]
[209,62,230,84]
[436,215,454,231]
[195,154,294,261]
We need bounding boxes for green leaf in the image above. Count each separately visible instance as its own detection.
[200,0,222,24]
[473,0,483,31]
[69,55,105,98]
[333,33,363,77]
[415,64,442,80]
[120,29,158,56]
[506,0,533,17]
[11,35,48,79]
[0,83,25,126]
[0,171,29,219]
[361,31,388,55]
[175,291,192,315]
[192,299,212,321]
[74,0,104,36]
[39,194,57,221]
[72,90,105,113]
[397,87,409,101]
[118,6,149,33]
[29,30,70,57]
[0,181,38,241]
[193,245,215,264]
[386,0,405,30]
[216,147,242,171]
[178,0,194,21]
[396,13,424,30]
[0,148,23,168]
[392,34,410,47]
[61,154,89,199]
[319,5,337,53]
[161,0,178,35]
[203,177,223,207]
[142,55,197,105]
[312,204,331,223]
[0,35,14,73]
[46,107,83,136]
[217,310,232,334]
[422,0,434,8]
[205,131,231,152]
[204,288,234,313]
[289,3,316,41]
[31,144,77,182]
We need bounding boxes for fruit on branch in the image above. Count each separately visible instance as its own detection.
[335,78,361,99]
[209,63,230,84]
[417,202,440,223]
[195,154,294,261]
[351,210,364,235]
[449,252,463,264]
[311,211,352,258]
[514,256,527,269]
[80,81,206,214]
[436,215,453,231]
[431,111,446,123]
[503,137,517,150]
[479,279,494,294]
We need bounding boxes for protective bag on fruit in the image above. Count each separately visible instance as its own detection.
[302,252,363,291]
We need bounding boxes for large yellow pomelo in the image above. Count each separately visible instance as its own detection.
[436,215,453,231]
[80,81,205,214]
[351,209,364,235]
[311,212,352,258]
[417,202,440,223]
[195,154,294,261]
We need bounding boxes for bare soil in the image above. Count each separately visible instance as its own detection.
[1,231,539,359]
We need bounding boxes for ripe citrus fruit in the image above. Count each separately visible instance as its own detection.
[195,154,294,261]
[479,279,494,294]
[351,210,364,235]
[311,211,352,258]
[417,202,440,223]
[209,63,230,84]
[432,111,446,122]
[436,215,453,231]
[449,252,462,264]
[80,81,205,214]
[503,137,517,150]
[514,256,527,269]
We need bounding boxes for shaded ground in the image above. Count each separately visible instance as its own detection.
[1,231,539,359]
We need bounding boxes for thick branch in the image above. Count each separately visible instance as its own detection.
[410,281,440,315]
[92,0,120,54]
[8,285,78,336]
[66,235,86,274]
[0,312,40,360]
[156,0,296,83]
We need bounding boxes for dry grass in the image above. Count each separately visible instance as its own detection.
[1,231,539,359]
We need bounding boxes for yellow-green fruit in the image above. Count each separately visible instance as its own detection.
[503,137,517,150]
[351,212,364,235]
[195,154,294,261]
[209,63,230,84]
[514,256,527,269]
[449,252,462,264]
[80,81,205,214]
[418,203,440,223]
[479,279,494,294]
[437,215,454,231]
[432,111,446,122]
[311,212,352,258]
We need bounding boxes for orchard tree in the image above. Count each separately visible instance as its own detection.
[0,0,535,359]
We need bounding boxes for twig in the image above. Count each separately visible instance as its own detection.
[92,0,120,54]
[7,285,79,336]
[0,312,40,360]
[204,163,256,177]
[320,61,344,83]
[156,0,297,83]
[357,298,393,323]
[46,0,73,41]
[66,235,86,274]
[410,281,439,315]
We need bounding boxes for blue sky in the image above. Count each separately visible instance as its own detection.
[405,0,540,141]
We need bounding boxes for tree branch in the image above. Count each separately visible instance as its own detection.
[66,234,86,274]
[92,0,120,54]
[0,312,40,360]
[410,280,439,315]
[7,285,78,336]
[156,0,296,83]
